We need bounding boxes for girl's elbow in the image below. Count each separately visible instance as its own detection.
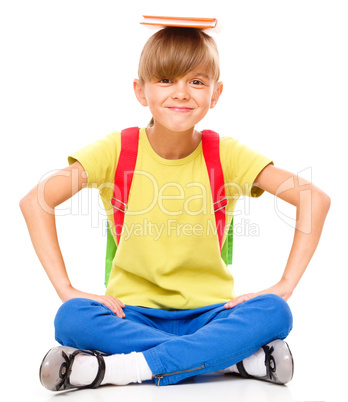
[19,188,38,216]
[20,194,31,216]
[323,192,331,212]
[313,187,331,214]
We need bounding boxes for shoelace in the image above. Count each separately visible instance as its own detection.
[57,350,79,391]
[262,345,276,381]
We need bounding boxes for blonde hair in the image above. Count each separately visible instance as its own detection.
[138,27,220,86]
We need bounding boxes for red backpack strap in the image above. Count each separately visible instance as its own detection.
[110,127,139,246]
[202,130,227,251]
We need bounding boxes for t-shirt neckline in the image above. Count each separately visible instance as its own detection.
[140,128,202,166]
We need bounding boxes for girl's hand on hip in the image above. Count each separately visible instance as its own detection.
[60,285,126,318]
[224,292,260,309]
[92,294,126,318]
[224,279,294,310]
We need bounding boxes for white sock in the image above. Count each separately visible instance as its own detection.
[102,352,153,385]
[70,352,153,387]
[221,348,267,377]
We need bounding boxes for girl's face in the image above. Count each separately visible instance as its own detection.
[134,67,223,134]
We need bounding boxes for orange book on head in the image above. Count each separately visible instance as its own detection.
[140,15,218,29]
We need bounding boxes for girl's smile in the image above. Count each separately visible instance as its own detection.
[167,106,194,113]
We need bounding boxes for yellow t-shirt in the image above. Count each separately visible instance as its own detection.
[68,128,272,310]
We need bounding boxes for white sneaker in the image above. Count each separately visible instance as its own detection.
[39,346,108,391]
[234,340,294,385]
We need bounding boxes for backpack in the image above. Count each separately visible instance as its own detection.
[105,127,233,286]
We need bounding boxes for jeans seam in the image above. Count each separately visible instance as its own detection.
[143,348,165,376]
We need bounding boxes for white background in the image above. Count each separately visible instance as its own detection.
[1,1,347,401]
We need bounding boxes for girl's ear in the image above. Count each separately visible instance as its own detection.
[210,81,223,109]
[133,79,148,107]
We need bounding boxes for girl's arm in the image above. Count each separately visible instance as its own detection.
[225,164,331,309]
[20,161,125,318]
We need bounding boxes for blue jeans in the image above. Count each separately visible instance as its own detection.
[54,294,292,386]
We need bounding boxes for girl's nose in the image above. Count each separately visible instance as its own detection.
[171,81,190,100]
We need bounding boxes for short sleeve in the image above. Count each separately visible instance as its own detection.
[220,137,273,198]
[68,132,121,191]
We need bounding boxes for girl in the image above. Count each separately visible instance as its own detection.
[21,26,330,391]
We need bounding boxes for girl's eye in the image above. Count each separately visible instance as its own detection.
[191,80,204,85]
[159,78,172,84]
